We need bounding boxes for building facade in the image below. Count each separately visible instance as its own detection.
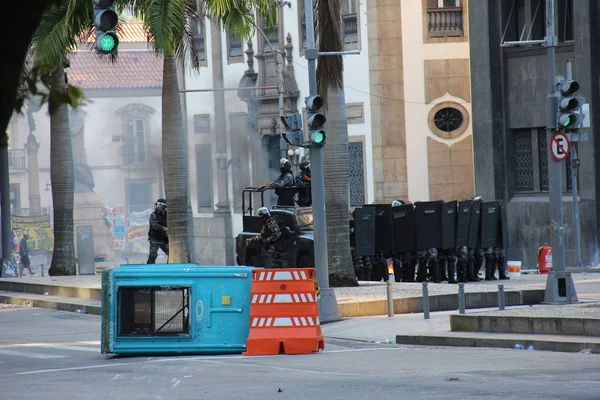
[469,0,599,267]
[368,0,474,204]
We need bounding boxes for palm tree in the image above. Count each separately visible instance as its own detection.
[29,1,99,275]
[315,0,357,286]
[131,0,275,263]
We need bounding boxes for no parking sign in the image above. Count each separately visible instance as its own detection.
[550,132,570,162]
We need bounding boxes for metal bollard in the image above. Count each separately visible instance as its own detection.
[498,284,505,310]
[387,275,394,317]
[422,282,430,319]
[40,264,44,277]
[458,283,465,314]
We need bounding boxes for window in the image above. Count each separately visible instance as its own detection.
[227,32,243,62]
[9,184,20,215]
[426,0,464,38]
[191,16,207,62]
[512,128,575,193]
[124,119,146,164]
[342,0,358,44]
[196,144,213,209]
[194,114,211,134]
[116,103,156,166]
[259,16,279,53]
[502,0,573,43]
[118,286,190,336]
[434,107,464,132]
[127,181,152,213]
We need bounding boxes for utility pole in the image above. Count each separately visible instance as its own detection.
[543,0,578,303]
[0,134,11,278]
[303,0,358,322]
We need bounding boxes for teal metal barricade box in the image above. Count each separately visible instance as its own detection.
[101,264,254,355]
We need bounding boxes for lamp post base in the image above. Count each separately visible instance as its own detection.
[318,287,341,323]
[543,271,578,304]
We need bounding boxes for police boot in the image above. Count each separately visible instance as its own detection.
[431,259,441,283]
[447,260,457,284]
[457,261,467,283]
[364,257,373,281]
[484,255,495,281]
[498,260,510,280]
[403,257,415,282]
[416,253,428,282]
[467,260,479,282]
[439,254,448,281]
[393,257,402,282]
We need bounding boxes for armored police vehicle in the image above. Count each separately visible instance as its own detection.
[235,187,315,268]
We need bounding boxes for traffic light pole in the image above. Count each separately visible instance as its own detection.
[543,0,577,303]
[304,0,341,322]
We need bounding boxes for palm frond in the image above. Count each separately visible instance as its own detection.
[315,0,344,106]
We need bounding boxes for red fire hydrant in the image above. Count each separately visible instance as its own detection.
[537,244,552,274]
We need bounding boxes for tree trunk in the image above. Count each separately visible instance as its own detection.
[0,1,50,138]
[48,66,76,276]
[323,87,358,287]
[162,56,190,263]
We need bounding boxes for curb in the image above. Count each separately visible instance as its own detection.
[0,281,101,300]
[450,314,600,337]
[338,289,545,317]
[395,333,600,353]
[0,293,101,316]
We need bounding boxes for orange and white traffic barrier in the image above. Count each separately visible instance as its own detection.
[243,268,325,356]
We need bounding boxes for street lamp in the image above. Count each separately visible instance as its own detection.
[287,148,302,166]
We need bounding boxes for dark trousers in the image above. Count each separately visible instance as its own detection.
[147,241,169,264]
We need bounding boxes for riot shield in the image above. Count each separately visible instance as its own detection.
[392,204,416,254]
[467,198,483,248]
[480,201,500,248]
[456,200,472,247]
[363,204,394,254]
[354,207,376,256]
[441,201,457,250]
[414,201,443,249]
[497,200,507,249]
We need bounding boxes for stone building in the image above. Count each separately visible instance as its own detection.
[368,0,474,204]
[468,0,599,267]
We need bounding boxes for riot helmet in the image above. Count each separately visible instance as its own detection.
[257,206,271,219]
[392,199,406,207]
[299,161,311,173]
[155,198,167,212]
[279,158,292,172]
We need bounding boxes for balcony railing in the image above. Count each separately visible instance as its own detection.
[427,7,463,38]
[343,14,358,44]
[122,144,156,166]
[8,149,27,171]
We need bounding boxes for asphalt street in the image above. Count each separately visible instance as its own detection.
[0,305,598,400]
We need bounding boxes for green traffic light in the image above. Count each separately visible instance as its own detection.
[101,35,116,51]
[563,117,571,127]
[311,130,326,146]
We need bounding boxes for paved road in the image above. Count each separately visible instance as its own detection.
[0,305,598,400]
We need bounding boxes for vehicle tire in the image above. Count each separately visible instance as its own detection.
[298,254,313,269]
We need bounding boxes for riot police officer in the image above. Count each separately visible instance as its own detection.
[295,161,312,206]
[147,198,169,264]
[246,207,284,267]
[269,158,295,206]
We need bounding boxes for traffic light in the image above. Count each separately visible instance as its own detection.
[305,95,327,147]
[93,0,119,54]
[280,113,304,147]
[557,78,584,130]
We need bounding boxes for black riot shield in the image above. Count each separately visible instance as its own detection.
[456,200,472,247]
[354,207,376,256]
[467,198,483,248]
[363,204,394,253]
[480,201,500,248]
[497,200,507,249]
[441,201,457,250]
[414,201,443,249]
[392,204,416,254]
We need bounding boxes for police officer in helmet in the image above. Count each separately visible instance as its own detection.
[246,207,284,267]
[147,198,169,264]
[295,160,311,207]
[269,158,295,206]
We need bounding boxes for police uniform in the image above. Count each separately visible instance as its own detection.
[147,203,169,264]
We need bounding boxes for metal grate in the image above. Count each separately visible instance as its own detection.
[348,142,365,205]
[514,131,534,192]
[118,287,189,336]
[538,129,549,192]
